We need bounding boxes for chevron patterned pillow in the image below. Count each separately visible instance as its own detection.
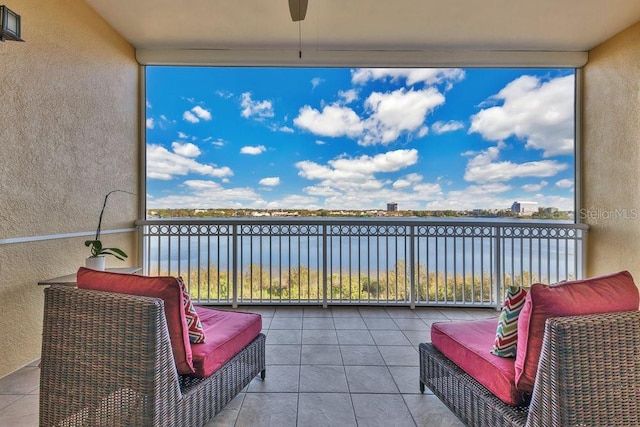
[491,286,527,357]
[177,277,206,344]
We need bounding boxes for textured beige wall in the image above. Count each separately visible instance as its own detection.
[583,22,640,280]
[0,0,139,377]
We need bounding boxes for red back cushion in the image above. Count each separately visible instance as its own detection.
[76,267,194,375]
[515,271,639,392]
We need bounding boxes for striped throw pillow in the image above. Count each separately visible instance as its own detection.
[177,277,206,344]
[492,286,527,357]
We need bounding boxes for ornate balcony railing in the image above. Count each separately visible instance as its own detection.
[135,218,588,308]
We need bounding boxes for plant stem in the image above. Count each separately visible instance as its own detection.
[95,190,136,241]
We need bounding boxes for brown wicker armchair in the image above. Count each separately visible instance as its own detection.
[40,285,266,426]
[420,310,640,427]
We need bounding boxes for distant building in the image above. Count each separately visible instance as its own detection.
[387,203,398,212]
[511,201,538,215]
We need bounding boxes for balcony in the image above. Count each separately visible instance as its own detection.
[137,217,588,308]
[3,0,640,425]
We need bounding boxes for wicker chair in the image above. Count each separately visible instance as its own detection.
[40,285,266,427]
[420,311,640,427]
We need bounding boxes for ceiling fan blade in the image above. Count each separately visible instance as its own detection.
[289,0,308,22]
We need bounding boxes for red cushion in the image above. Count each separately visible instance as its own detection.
[515,271,640,392]
[431,319,527,406]
[76,267,194,375]
[191,307,262,378]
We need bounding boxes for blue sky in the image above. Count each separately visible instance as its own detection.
[145,67,575,211]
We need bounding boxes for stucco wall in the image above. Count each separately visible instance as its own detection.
[0,0,139,377]
[583,22,640,280]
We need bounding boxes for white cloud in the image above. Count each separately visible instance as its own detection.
[359,87,445,146]
[155,115,175,131]
[311,77,324,89]
[209,138,225,147]
[146,100,152,108]
[182,106,212,123]
[147,144,233,181]
[522,181,548,192]
[171,141,201,158]
[278,126,294,133]
[294,104,364,138]
[183,111,199,123]
[267,195,320,209]
[240,145,266,155]
[432,120,464,134]
[464,147,568,184]
[298,149,418,182]
[241,92,275,119]
[259,177,281,186]
[296,149,418,200]
[315,140,327,145]
[303,185,342,197]
[300,179,443,211]
[338,89,359,104]
[536,194,574,211]
[146,118,154,129]
[393,173,423,189]
[294,86,444,146]
[178,132,188,139]
[351,68,465,87]
[191,106,212,121]
[469,74,574,157]
[425,183,513,210]
[147,179,262,209]
[216,90,233,99]
[556,178,574,189]
[413,182,443,199]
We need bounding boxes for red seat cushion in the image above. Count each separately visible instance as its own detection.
[191,307,262,378]
[76,267,194,375]
[515,270,639,393]
[431,318,528,406]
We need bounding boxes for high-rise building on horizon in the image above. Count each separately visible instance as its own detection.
[511,201,538,215]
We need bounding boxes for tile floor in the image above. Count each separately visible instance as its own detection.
[0,306,497,427]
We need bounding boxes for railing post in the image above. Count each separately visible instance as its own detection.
[322,224,328,308]
[232,223,238,308]
[494,225,502,309]
[409,224,416,309]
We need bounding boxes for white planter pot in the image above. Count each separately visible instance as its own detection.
[86,256,106,271]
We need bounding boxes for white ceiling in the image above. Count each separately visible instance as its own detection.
[84,0,640,65]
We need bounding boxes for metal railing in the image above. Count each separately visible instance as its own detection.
[135,218,588,308]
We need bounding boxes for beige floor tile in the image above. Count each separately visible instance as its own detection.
[235,393,298,427]
[403,394,465,426]
[339,345,385,366]
[0,395,39,427]
[297,393,357,427]
[345,366,399,393]
[378,345,419,366]
[351,394,415,427]
[299,365,348,393]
